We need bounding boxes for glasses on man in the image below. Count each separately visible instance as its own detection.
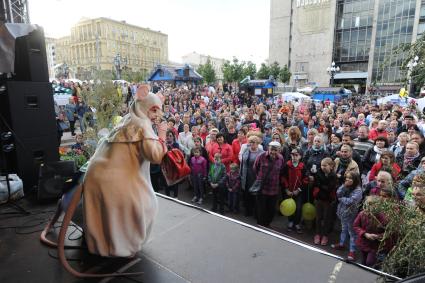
[273,137,280,140]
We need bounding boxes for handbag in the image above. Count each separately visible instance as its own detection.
[161,148,191,186]
[248,157,272,195]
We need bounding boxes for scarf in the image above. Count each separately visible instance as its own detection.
[403,152,420,170]
[312,145,323,152]
[373,145,385,163]
[339,156,351,168]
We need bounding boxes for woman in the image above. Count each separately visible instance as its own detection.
[410,131,425,157]
[272,132,290,161]
[208,133,233,172]
[164,130,181,198]
[396,141,421,180]
[178,123,195,156]
[301,128,319,153]
[389,132,409,159]
[362,136,389,176]
[240,136,264,217]
[231,128,247,164]
[368,151,401,182]
[320,124,333,146]
[286,126,305,150]
[328,133,342,159]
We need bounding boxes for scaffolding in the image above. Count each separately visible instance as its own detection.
[0,0,30,23]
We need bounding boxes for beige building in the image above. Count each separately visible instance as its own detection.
[182,52,225,80]
[44,37,57,79]
[54,17,168,80]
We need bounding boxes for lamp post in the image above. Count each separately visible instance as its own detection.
[114,53,121,80]
[326,61,340,87]
[63,63,69,79]
[407,55,419,97]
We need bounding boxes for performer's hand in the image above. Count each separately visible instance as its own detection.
[157,121,167,140]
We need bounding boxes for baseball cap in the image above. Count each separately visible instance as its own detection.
[269,141,281,148]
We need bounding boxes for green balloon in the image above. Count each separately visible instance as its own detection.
[280,198,296,216]
[302,202,316,221]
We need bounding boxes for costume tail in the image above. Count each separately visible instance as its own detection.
[57,184,144,278]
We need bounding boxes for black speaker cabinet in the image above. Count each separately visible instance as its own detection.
[37,161,77,201]
[14,27,49,82]
[0,80,59,190]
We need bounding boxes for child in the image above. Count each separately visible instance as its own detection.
[312,157,338,246]
[208,153,227,214]
[227,163,241,213]
[190,148,207,205]
[332,171,363,261]
[282,147,308,233]
[353,196,391,267]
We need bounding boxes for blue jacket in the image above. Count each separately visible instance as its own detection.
[336,185,362,221]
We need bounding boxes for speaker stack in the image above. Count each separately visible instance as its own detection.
[0,26,59,192]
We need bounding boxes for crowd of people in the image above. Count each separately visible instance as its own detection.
[58,80,425,273]
[145,82,425,270]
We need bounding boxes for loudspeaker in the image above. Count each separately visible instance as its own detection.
[37,161,77,202]
[14,27,49,82]
[0,80,59,190]
[0,81,56,138]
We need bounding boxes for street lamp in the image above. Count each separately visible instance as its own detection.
[114,53,121,80]
[407,55,419,97]
[326,61,340,87]
[114,53,128,80]
[63,63,69,79]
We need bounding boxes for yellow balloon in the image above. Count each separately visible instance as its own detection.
[280,198,296,216]
[302,202,316,221]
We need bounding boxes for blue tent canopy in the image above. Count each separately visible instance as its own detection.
[148,64,203,83]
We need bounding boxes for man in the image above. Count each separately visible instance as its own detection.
[341,121,356,139]
[368,120,388,141]
[332,119,343,135]
[262,123,273,150]
[253,141,285,227]
[338,135,362,176]
[353,125,374,159]
[243,108,261,129]
[398,114,420,134]
[174,113,183,133]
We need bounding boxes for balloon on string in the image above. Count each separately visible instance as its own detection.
[280,198,296,216]
[302,202,316,221]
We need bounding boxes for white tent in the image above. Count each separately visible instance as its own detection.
[377,94,414,106]
[297,86,314,94]
[281,92,310,101]
[415,97,425,112]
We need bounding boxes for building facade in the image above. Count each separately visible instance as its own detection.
[270,0,425,93]
[53,17,168,80]
[182,52,226,80]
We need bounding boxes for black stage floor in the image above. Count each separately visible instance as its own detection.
[0,195,393,283]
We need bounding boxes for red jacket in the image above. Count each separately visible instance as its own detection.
[353,211,394,253]
[369,162,401,182]
[231,138,246,164]
[368,128,387,141]
[282,161,308,192]
[209,142,233,172]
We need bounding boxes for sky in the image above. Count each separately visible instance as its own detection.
[28,0,270,66]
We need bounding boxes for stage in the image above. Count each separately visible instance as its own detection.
[0,195,390,283]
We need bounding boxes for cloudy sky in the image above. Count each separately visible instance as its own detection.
[29,0,270,65]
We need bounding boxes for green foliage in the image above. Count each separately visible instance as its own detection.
[256,63,270,79]
[364,197,425,278]
[79,79,125,156]
[221,57,247,84]
[60,149,88,168]
[122,69,147,83]
[269,61,281,80]
[279,64,292,83]
[197,58,217,84]
[243,61,257,80]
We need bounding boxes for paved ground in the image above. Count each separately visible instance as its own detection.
[59,129,349,261]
